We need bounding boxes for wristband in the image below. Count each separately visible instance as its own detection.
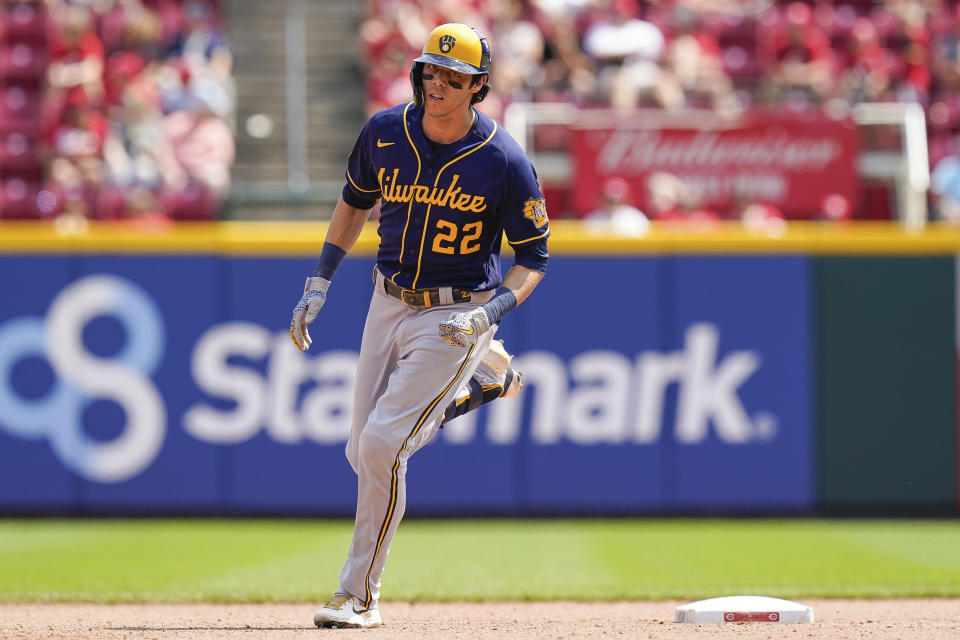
[480,287,517,326]
[311,242,347,280]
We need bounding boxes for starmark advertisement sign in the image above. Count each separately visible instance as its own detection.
[0,255,812,513]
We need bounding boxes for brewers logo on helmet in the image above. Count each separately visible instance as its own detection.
[410,23,491,105]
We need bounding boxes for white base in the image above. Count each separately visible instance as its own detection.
[675,595,814,623]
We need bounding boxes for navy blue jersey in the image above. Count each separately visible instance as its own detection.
[341,102,549,291]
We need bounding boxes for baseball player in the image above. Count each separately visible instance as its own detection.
[289,23,549,629]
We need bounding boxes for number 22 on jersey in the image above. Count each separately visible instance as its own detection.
[432,219,482,255]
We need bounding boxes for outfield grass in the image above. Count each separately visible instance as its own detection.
[0,519,958,602]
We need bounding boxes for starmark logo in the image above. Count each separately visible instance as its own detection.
[438,34,456,53]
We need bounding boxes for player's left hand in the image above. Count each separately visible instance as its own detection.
[290,276,331,351]
[439,308,491,348]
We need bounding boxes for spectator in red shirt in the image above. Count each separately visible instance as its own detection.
[47,4,105,108]
[365,37,417,116]
[100,0,164,57]
[733,188,787,236]
[662,5,740,112]
[891,12,932,104]
[48,88,108,161]
[42,86,109,223]
[584,176,651,236]
[645,171,721,228]
[759,2,836,105]
[838,18,900,103]
[104,50,147,109]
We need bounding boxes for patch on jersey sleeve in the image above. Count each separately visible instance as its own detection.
[523,198,548,228]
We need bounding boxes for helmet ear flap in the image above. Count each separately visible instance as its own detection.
[410,62,424,106]
[471,27,491,73]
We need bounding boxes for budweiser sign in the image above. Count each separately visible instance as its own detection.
[597,130,842,172]
[572,111,859,218]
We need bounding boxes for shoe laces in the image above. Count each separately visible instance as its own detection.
[324,594,350,611]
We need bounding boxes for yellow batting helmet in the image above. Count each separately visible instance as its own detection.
[410,23,492,106]
[415,23,491,75]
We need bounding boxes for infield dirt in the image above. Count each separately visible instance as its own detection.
[2,600,959,639]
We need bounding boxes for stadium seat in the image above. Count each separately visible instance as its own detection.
[0,130,40,169]
[829,4,860,34]
[702,12,756,40]
[92,185,129,220]
[716,18,762,82]
[1,1,47,40]
[0,83,43,122]
[0,42,48,79]
[161,183,219,220]
[721,44,764,82]
[0,178,40,219]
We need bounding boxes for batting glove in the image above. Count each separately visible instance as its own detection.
[290,276,330,351]
[439,308,491,349]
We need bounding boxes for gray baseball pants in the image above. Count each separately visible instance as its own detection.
[336,271,495,609]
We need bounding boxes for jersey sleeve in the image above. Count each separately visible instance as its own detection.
[501,155,550,272]
[341,119,382,210]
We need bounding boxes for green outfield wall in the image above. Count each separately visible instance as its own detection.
[816,257,957,510]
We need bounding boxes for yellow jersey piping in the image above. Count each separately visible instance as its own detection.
[346,170,382,194]
[398,102,421,269]
[412,120,498,288]
[508,228,550,245]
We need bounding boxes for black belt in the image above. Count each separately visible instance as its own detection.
[381,276,473,308]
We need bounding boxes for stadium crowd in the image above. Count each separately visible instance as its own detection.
[5,0,960,223]
[0,0,234,223]
[361,0,960,225]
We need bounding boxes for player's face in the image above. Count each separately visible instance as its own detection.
[421,63,480,116]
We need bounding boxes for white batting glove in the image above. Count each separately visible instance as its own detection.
[290,276,330,351]
[439,308,491,348]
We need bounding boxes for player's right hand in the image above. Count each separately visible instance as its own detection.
[290,276,331,351]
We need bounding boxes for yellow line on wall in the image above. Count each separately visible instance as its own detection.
[3,220,960,256]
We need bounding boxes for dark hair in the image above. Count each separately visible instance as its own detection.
[470,74,490,104]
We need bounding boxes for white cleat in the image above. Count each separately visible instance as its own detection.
[477,339,522,399]
[313,594,383,629]
[441,339,523,424]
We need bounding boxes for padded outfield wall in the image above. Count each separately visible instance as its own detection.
[0,221,955,515]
